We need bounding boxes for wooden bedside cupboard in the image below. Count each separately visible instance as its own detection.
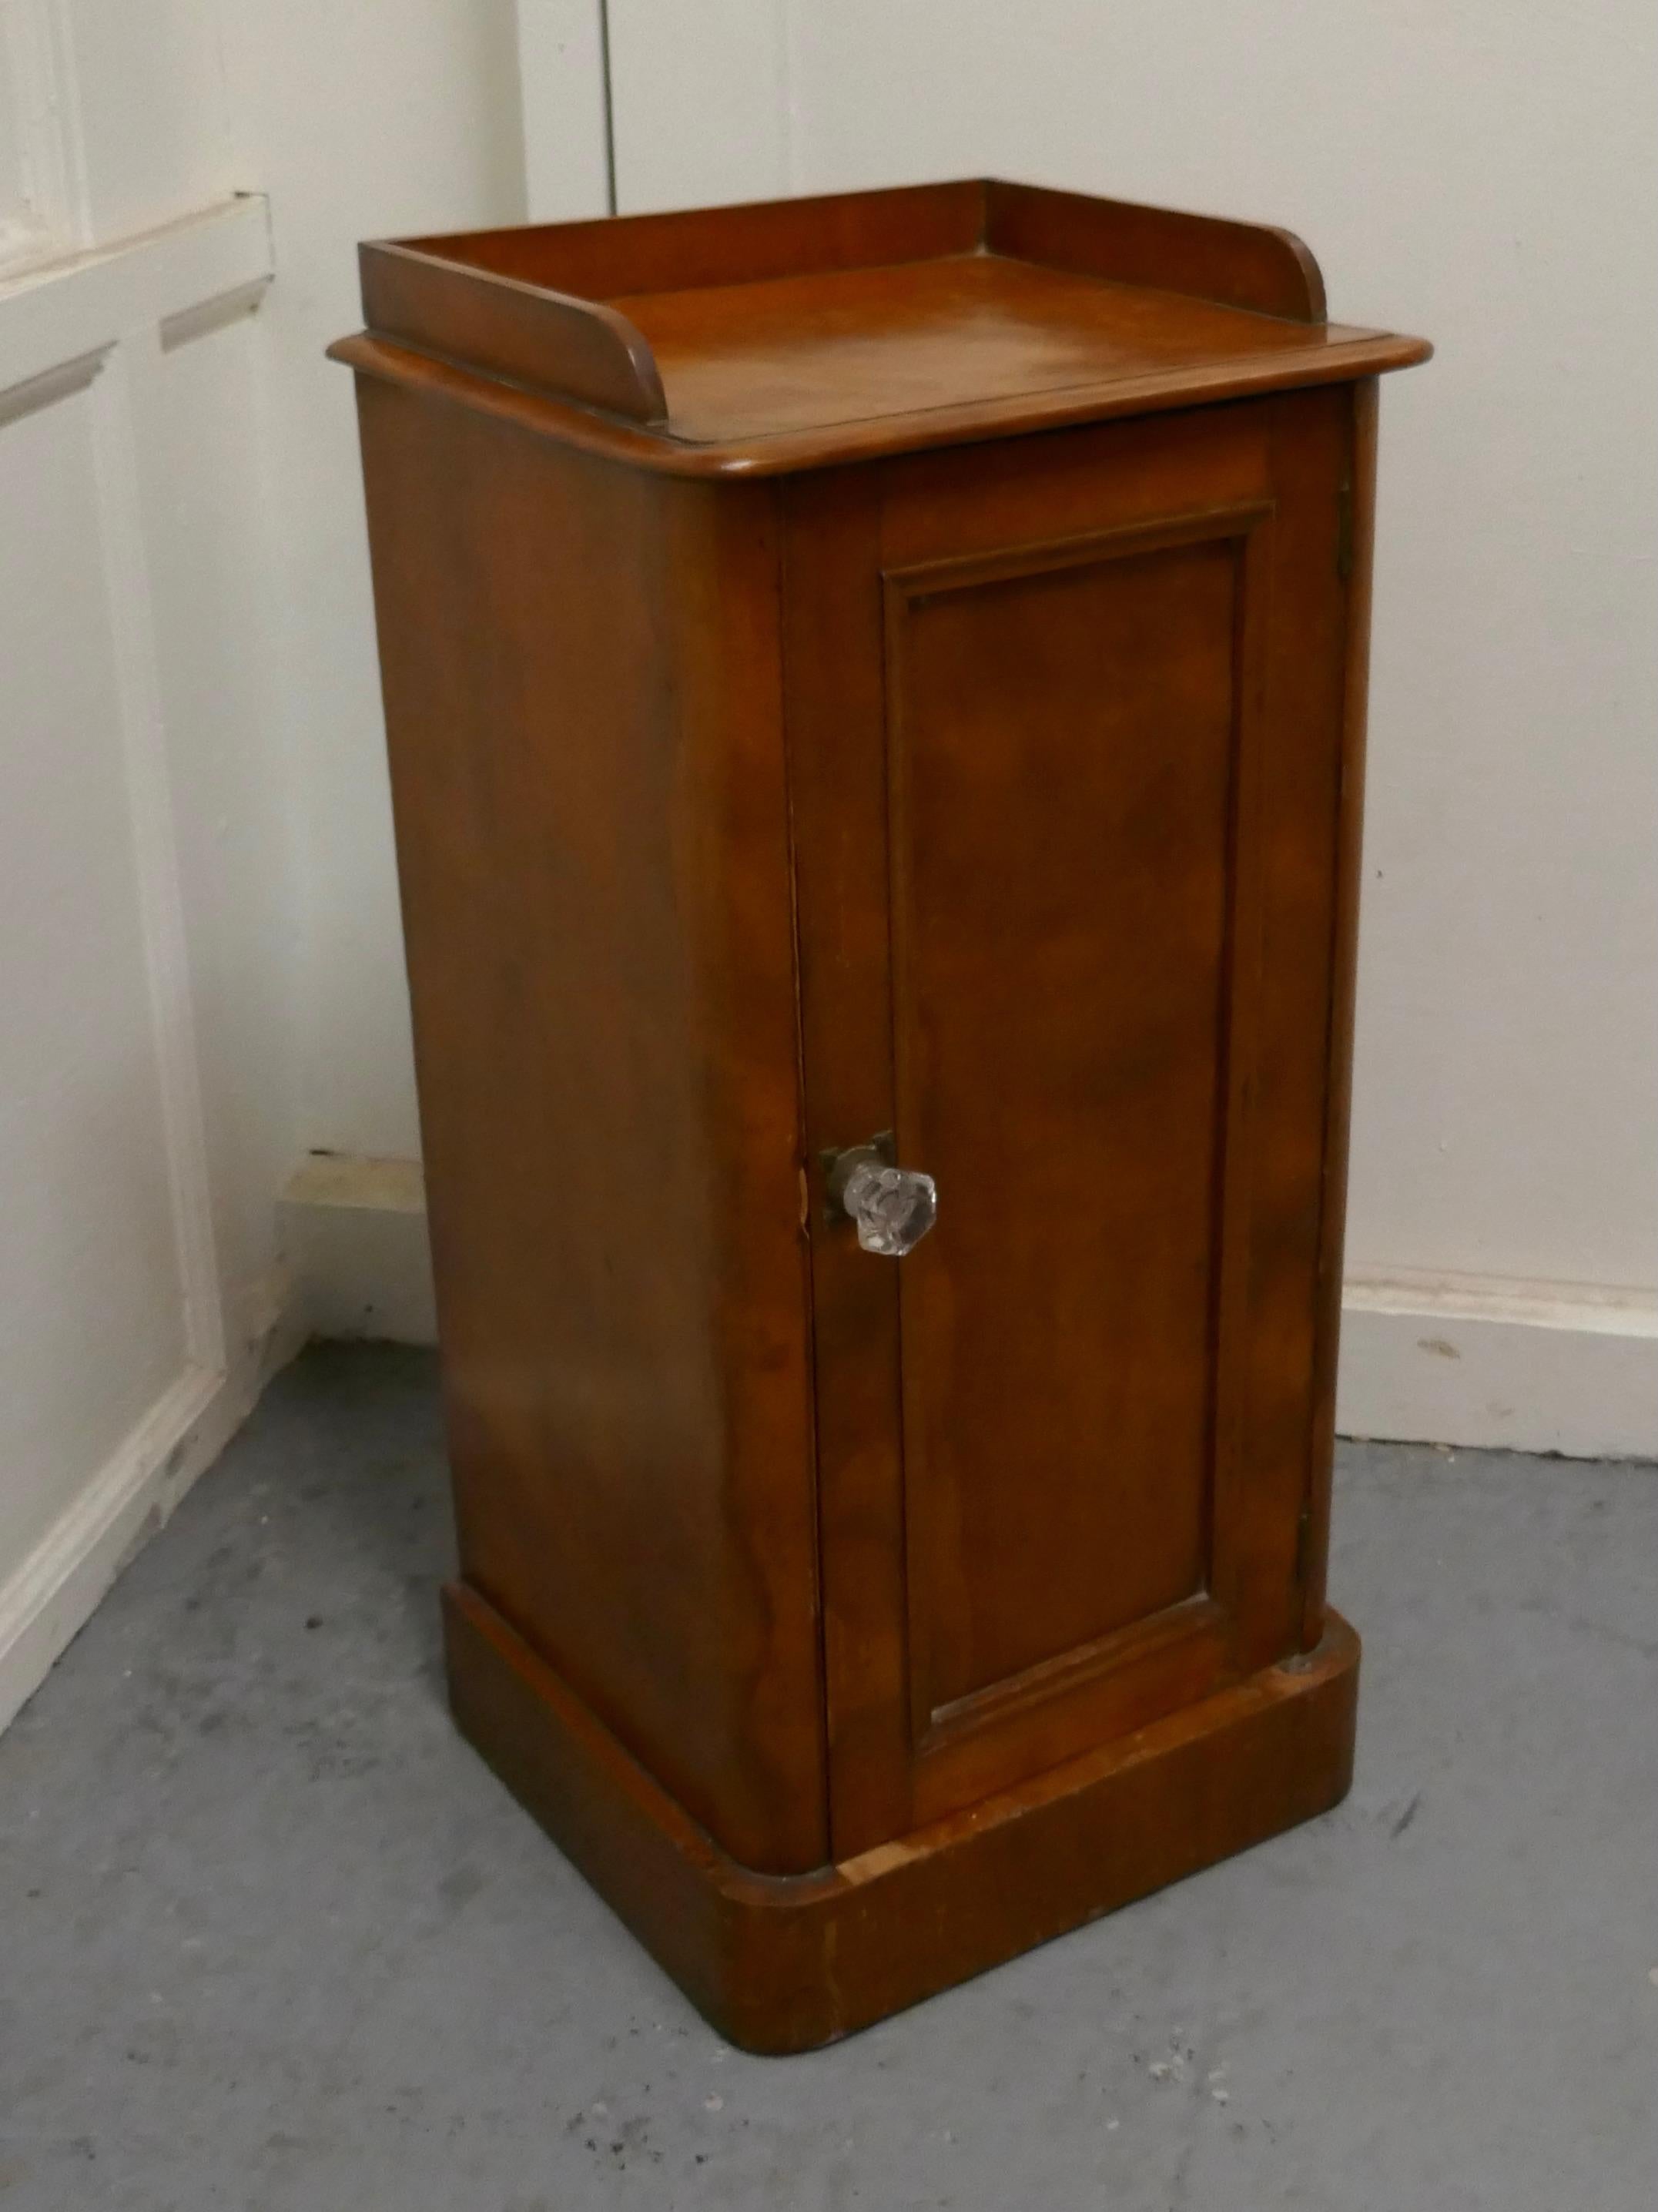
[330,178,1429,2053]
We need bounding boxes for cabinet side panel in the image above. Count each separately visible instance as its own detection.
[351,384,825,1872]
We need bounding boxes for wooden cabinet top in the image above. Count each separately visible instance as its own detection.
[330,178,1429,478]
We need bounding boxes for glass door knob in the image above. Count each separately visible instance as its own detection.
[822,1134,938,1258]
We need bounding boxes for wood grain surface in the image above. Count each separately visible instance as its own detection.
[337,180,1427,2044]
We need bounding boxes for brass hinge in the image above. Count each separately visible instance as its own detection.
[1335,481,1355,583]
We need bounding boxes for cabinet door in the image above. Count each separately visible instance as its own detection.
[785,390,1363,1858]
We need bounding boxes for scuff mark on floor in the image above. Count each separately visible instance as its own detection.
[1390,1789,1424,1839]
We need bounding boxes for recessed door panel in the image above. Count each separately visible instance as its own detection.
[886,530,1242,1716]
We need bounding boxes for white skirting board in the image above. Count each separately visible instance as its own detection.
[0,1269,306,1738]
[1337,1272,1658,1463]
[280,1154,438,1346]
[284,1158,1658,1465]
[0,1163,429,1738]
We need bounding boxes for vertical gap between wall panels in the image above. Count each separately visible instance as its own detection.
[596,0,618,214]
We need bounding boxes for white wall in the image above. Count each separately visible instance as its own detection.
[0,0,555,1727]
[584,0,1658,1455]
[214,0,530,1159]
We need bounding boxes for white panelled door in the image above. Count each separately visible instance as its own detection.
[0,0,280,1727]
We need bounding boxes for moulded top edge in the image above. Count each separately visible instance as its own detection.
[327,323,1432,480]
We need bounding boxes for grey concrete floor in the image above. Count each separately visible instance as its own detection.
[2,1346,1655,2211]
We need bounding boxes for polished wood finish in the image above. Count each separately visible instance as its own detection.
[330,178,1427,478]
[785,393,1367,1858]
[336,182,1428,2049]
[390,173,1322,327]
[444,1579,1360,2056]
[360,240,669,423]
[1304,377,1381,1651]
[350,389,825,1873]
[980,176,1326,321]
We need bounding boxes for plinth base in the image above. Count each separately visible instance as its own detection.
[442,1581,1359,2055]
